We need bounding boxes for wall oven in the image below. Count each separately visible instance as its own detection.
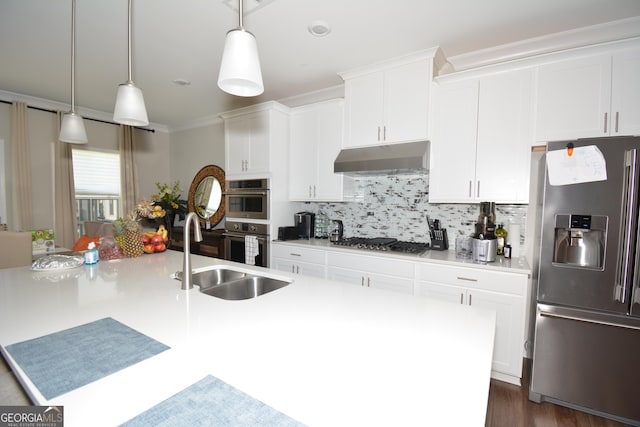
[224,179,269,220]
[224,221,269,268]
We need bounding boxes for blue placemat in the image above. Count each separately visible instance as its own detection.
[120,375,306,427]
[6,317,170,399]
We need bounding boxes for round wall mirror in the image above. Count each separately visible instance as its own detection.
[188,165,225,229]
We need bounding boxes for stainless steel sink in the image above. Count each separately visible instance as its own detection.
[191,268,247,288]
[176,266,292,300]
[200,275,291,300]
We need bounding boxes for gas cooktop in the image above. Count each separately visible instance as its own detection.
[332,237,430,254]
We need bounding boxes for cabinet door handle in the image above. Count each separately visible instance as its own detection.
[460,293,464,304]
[361,276,365,286]
[469,293,473,306]
[377,127,381,141]
[456,276,478,282]
[313,185,316,198]
[296,266,300,274]
[604,112,608,134]
[367,277,371,287]
[308,185,312,197]
[468,181,472,198]
[616,111,620,133]
[289,253,301,257]
[292,265,295,273]
[383,126,386,141]
[476,180,480,198]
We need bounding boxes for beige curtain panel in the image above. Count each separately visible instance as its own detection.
[10,101,33,230]
[119,125,138,217]
[54,111,79,249]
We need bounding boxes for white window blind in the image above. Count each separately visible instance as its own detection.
[72,149,121,196]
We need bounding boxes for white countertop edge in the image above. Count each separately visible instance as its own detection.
[272,239,532,275]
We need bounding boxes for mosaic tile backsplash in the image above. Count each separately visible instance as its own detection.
[294,174,528,252]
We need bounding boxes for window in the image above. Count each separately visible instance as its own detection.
[72,149,121,234]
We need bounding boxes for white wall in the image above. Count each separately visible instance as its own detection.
[168,120,225,201]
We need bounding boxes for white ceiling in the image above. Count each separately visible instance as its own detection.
[1,0,639,131]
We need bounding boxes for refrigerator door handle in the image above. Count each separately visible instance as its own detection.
[538,305,640,331]
[614,149,638,304]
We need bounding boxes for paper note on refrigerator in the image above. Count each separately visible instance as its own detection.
[546,145,607,186]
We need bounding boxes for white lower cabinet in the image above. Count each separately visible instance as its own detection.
[327,251,415,295]
[415,263,527,385]
[270,243,326,279]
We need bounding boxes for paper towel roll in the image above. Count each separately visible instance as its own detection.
[508,223,521,258]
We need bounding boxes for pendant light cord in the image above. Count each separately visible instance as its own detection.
[238,0,243,29]
[70,0,77,113]
[127,0,133,83]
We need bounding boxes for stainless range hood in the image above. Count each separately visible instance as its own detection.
[334,140,430,175]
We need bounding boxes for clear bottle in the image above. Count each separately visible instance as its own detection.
[495,223,507,256]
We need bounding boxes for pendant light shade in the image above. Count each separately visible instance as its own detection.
[60,112,88,144]
[114,82,148,126]
[217,0,264,97]
[113,0,149,126]
[59,0,88,144]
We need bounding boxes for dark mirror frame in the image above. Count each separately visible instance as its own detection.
[187,164,225,229]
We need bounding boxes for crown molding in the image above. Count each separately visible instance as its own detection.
[446,16,640,73]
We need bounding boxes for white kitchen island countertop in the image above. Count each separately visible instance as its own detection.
[0,250,495,427]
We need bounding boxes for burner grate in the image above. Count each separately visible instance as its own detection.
[332,237,429,254]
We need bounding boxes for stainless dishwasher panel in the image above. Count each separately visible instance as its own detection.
[529,304,640,426]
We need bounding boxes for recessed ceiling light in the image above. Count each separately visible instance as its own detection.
[308,20,331,37]
[172,78,191,86]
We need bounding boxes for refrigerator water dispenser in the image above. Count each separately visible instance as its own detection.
[552,214,607,269]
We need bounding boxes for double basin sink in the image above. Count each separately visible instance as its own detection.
[176,266,292,300]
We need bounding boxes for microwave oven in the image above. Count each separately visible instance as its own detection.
[224,179,269,220]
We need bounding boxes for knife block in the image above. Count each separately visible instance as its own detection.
[430,229,449,251]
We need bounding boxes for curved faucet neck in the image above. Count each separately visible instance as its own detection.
[181,212,203,290]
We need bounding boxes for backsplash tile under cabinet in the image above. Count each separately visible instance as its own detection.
[293,174,528,252]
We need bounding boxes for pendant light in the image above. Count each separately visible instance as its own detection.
[113,0,148,126]
[217,0,264,97]
[59,0,88,144]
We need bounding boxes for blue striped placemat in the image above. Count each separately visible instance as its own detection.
[120,375,306,427]
[6,317,170,399]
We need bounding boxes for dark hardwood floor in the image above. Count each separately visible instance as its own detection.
[0,353,30,405]
[485,359,632,427]
[0,354,633,426]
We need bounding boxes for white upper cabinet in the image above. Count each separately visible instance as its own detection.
[535,47,640,141]
[289,99,354,201]
[224,111,270,175]
[339,48,444,148]
[611,49,640,136]
[429,69,533,203]
[221,102,290,178]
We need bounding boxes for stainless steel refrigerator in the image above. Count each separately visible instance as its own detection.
[530,136,640,426]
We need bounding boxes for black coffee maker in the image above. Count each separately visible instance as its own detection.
[294,211,315,239]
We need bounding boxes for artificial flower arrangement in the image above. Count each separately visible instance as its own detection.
[135,181,188,221]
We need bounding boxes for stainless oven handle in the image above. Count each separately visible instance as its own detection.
[223,232,269,242]
[223,190,268,196]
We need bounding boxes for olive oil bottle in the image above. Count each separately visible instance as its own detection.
[496,223,507,255]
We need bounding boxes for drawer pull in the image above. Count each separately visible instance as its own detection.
[456,276,478,282]
[289,253,301,257]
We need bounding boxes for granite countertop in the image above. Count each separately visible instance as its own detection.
[0,251,495,427]
[272,238,532,274]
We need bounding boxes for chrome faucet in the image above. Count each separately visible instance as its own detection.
[181,212,203,290]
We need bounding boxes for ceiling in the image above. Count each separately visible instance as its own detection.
[1,0,639,131]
